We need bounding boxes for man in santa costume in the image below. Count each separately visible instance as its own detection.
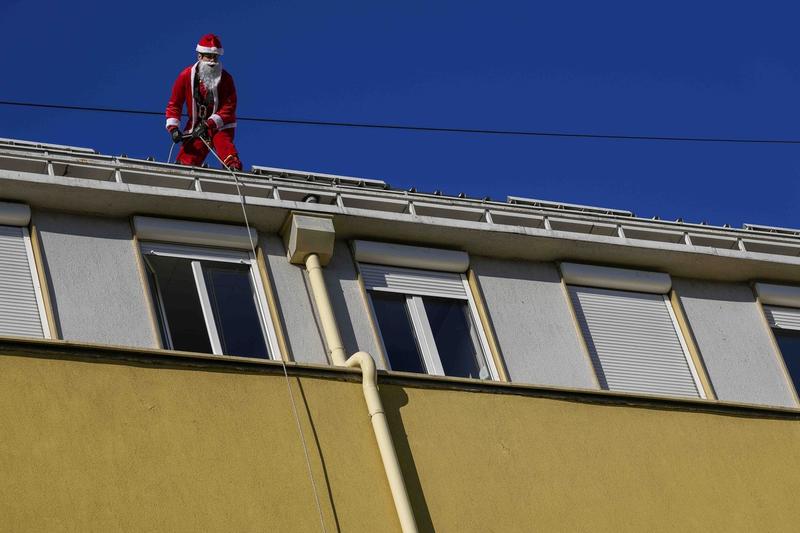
[165,34,242,170]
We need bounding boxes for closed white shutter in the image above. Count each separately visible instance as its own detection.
[764,305,800,331]
[0,225,47,338]
[569,286,701,398]
[359,263,468,299]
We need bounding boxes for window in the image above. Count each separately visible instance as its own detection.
[754,282,800,398]
[0,223,51,339]
[562,263,704,398]
[772,329,800,393]
[141,242,278,359]
[361,263,497,380]
[762,305,800,394]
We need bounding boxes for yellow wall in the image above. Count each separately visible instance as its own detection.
[0,353,395,532]
[1,349,799,532]
[384,385,800,532]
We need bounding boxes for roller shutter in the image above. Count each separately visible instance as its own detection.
[764,305,800,331]
[0,225,48,338]
[569,286,701,398]
[360,263,468,299]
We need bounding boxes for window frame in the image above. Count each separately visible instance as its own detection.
[140,241,280,359]
[22,227,52,339]
[760,303,800,401]
[361,264,499,380]
[767,325,800,396]
[661,292,706,397]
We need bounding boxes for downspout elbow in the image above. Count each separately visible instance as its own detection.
[345,351,383,418]
[345,350,376,378]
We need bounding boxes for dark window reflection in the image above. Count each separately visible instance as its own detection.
[773,328,800,393]
[423,297,486,379]
[146,255,212,354]
[203,262,269,358]
[145,254,269,359]
[370,292,425,373]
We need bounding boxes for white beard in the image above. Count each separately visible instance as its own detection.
[197,61,222,92]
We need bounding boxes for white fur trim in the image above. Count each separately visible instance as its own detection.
[220,122,237,130]
[189,64,198,132]
[166,117,180,129]
[196,44,224,56]
[209,114,224,129]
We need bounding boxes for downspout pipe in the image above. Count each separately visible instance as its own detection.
[345,351,418,533]
[305,252,418,533]
[305,253,348,366]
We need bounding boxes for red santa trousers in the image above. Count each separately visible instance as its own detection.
[176,129,240,169]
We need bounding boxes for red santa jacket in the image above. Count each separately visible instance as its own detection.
[165,63,237,133]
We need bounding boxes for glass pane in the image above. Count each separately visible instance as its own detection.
[370,292,425,373]
[773,328,800,393]
[146,255,213,354]
[203,262,269,358]
[423,297,488,379]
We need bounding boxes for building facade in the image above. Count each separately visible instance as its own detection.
[1,137,799,531]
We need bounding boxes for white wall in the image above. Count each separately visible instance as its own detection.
[260,234,327,364]
[34,211,158,348]
[471,257,598,389]
[674,278,797,408]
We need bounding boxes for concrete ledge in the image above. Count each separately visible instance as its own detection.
[7,168,800,283]
[2,336,799,420]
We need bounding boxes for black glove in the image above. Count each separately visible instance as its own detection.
[192,121,209,141]
[170,128,183,144]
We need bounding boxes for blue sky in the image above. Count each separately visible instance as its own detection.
[2,1,800,228]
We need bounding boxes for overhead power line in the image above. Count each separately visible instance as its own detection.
[2,99,800,145]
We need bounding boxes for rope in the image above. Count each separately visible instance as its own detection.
[198,136,328,533]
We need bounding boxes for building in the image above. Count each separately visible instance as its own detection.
[1,136,799,531]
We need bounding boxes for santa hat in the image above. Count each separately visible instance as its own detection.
[196,34,224,56]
